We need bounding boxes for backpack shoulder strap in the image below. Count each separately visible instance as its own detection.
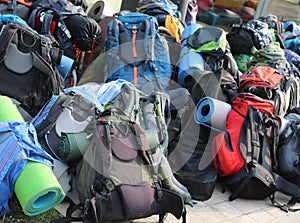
[27,7,41,29]
[40,12,55,35]
[0,24,17,63]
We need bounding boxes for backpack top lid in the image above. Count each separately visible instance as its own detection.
[181,22,202,44]
[246,42,285,69]
[187,26,227,54]
[137,0,170,17]
[240,66,283,90]
[257,14,282,32]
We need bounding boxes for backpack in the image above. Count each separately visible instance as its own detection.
[226,20,272,55]
[169,101,218,201]
[285,48,300,71]
[103,13,172,93]
[0,0,32,21]
[51,81,190,223]
[71,107,187,223]
[276,108,300,187]
[240,66,299,116]
[27,0,102,65]
[246,42,286,69]
[257,14,285,48]
[277,118,300,187]
[137,0,185,43]
[187,26,241,85]
[30,90,96,161]
[0,121,56,217]
[167,67,236,202]
[0,20,64,117]
[282,21,300,55]
[212,93,300,208]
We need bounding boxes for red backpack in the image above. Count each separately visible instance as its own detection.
[212,93,275,177]
[240,66,283,90]
[239,66,299,116]
[212,93,300,207]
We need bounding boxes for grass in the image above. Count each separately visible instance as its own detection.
[2,197,63,223]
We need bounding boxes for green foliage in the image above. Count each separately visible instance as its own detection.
[2,198,63,223]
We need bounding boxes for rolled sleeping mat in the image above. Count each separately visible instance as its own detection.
[178,51,205,88]
[14,161,65,216]
[58,132,91,162]
[85,0,104,21]
[195,97,231,131]
[0,96,25,122]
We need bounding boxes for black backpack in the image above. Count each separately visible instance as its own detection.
[0,20,63,117]
[27,0,101,61]
[226,20,272,55]
[167,69,235,202]
[277,108,300,187]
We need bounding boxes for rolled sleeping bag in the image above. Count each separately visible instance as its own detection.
[178,51,205,88]
[195,97,231,131]
[58,132,91,162]
[14,161,65,216]
[0,96,25,122]
[64,14,102,51]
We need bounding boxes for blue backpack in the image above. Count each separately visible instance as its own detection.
[104,13,172,93]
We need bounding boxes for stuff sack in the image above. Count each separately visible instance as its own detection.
[0,20,63,117]
[104,13,172,93]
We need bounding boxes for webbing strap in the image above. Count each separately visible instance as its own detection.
[27,7,39,29]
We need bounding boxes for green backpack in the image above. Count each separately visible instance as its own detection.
[187,26,240,85]
[60,82,191,223]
